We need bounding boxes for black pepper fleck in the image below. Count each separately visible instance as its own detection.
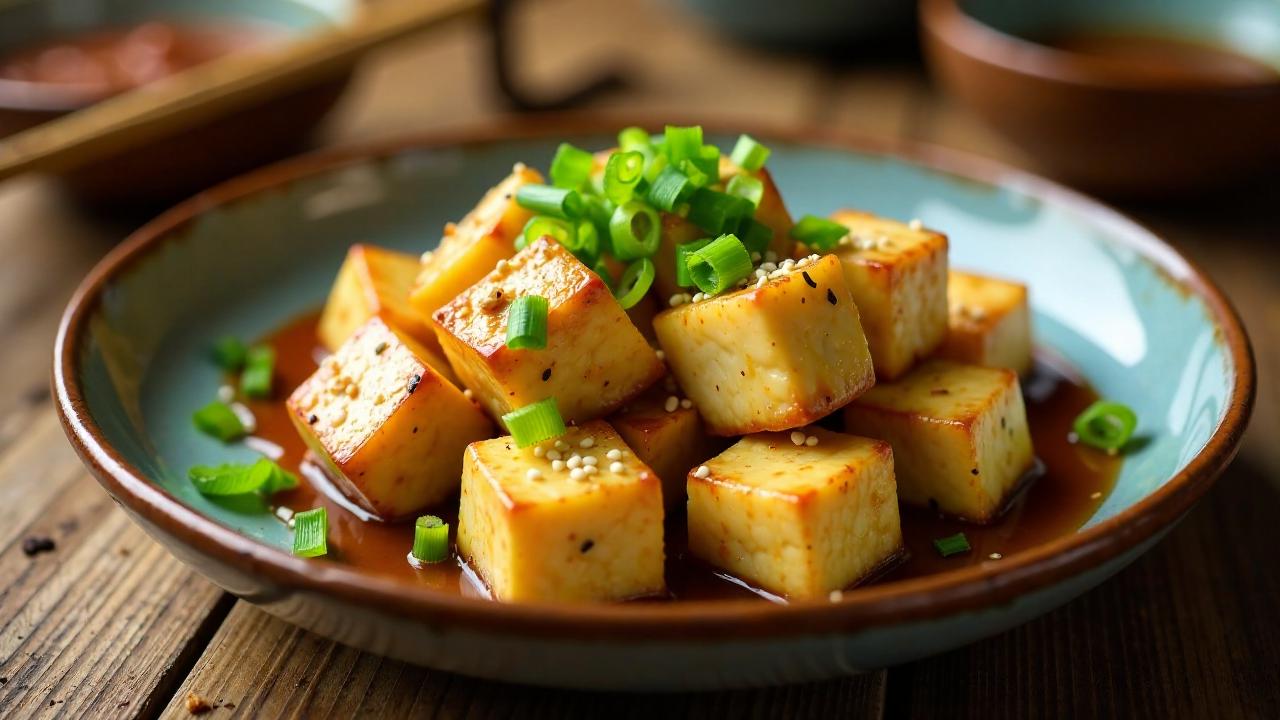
[374,341,388,355]
[826,289,837,305]
[22,536,55,557]
[308,414,318,425]
[542,368,552,381]
[580,539,595,553]
[1001,417,1007,429]
[407,374,422,394]
[413,426,419,434]
[931,388,949,396]
[971,468,979,475]
[802,271,817,288]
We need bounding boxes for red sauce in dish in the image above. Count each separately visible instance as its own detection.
[249,312,1120,601]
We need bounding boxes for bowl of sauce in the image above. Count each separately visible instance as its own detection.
[921,0,1280,196]
[0,0,356,207]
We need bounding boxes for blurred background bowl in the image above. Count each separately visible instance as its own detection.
[679,0,915,48]
[0,0,356,209]
[921,0,1280,197]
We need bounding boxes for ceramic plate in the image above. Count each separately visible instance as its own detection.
[53,117,1254,690]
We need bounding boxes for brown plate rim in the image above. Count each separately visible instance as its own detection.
[52,113,1257,641]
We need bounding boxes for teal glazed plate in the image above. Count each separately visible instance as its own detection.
[53,117,1254,690]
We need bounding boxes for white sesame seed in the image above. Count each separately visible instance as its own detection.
[606,449,622,461]
[655,350,666,361]
[583,465,598,475]
[533,446,545,458]
[1090,491,1102,500]
[583,455,598,466]
[555,440,568,450]
[665,396,679,413]
[526,469,542,481]
[217,385,235,403]
[765,251,778,262]
[463,389,474,399]
[569,468,586,481]
[807,254,820,262]
[756,277,767,289]
[989,552,1003,560]
[421,250,435,263]
[828,590,844,603]
[275,506,294,523]
[580,437,595,449]
[567,455,582,469]
[680,399,693,409]
[693,465,710,479]
[496,259,509,271]
[609,461,625,473]
[760,262,777,272]
[790,431,805,446]
[551,460,566,471]
[546,450,562,461]
[805,435,819,447]
[908,218,923,231]
[750,251,762,262]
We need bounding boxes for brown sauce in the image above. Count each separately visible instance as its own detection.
[250,312,1119,601]
[1035,31,1280,86]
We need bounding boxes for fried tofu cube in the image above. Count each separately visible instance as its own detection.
[408,164,542,320]
[843,359,1034,523]
[828,210,949,381]
[687,428,903,599]
[609,383,726,508]
[938,270,1034,375]
[287,317,492,519]
[653,254,875,436]
[457,421,666,602]
[317,244,443,356]
[433,238,664,423]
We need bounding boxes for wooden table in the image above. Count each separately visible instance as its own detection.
[1,1,1276,716]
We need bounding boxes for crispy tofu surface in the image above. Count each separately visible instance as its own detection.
[317,244,441,356]
[938,270,1034,375]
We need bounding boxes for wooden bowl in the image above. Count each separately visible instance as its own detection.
[920,0,1280,196]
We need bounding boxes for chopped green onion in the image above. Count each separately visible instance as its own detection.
[506,295,549,350]
[211,336,247,371]
[581,194,615,234]
[618,126,652,153]
[643,151,669,184]
[726,174,764,208]
[411,515,450,563]
[688,188,753,235]
[571,220,602,265]
[502,397,567,448]
[730,134,771,171]
[664,125,703,165]
[263,463,299,493]
[614,258,655,310]
[519,215,573,251]
[192,401,246,442]
[1072,400,1138,454]
[647,166,695,212]
[687,234,753,295]
[608,201,661,260]
[515,184,583,220]
[292,507,328,558]
[790,215,850,251]
[674,238,713,288]
[188,459,297,496]
[240,346,275,399]
[739,218,774,255]
[549,142,595,189]
[603,151,645,205]
[686,145,720,183]
[933,532,971,558]
[680,159,710,188]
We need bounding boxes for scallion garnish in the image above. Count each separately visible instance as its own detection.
[506,295,549,350]
[618,126,652,153]
[411,515,450,563]
[647,166,695,212]
[688,188,754,235]
[240,346,275,399]
[549,142,594,189]
[1072,400,1138,454]
[685,144,720,184]
[292,507,328,558]
[502,397,567,448]
[789,215,850,251]
[674,238,713,288]
[933,532,971,558]
[192,401,246,442]
[188,458,296,496]
[603,150,645,205]
[211,336,247,371]
[515,184,584,220]
[664,125,704,165]
[519,215,573,251]
[687,234,753,295]
[570,220,602,265]
[614,258,656,310]
[726,174,764,208]
[729,134,771,171]
[608,201,660,260]
[739,218,774,255]
[680,159,710,188]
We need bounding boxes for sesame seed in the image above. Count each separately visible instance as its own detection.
[760,262,777,272]
[330,408,347,426]
[606,449,622,461]
[989,552,1003,560]
[555,440,568,451]
[693,465,710,479]
[680,399,693,409]
[567,455,582,469]
[546,450,561,461]
[750,251,762,262]
[496,259,509,271]
[805,435,819,447]
[1090,491,1102,500]
[908,218,923,231]
[756,277,767,289]
[583,455,598,466]
[609,461,625,473]
[569,468,586,481]
[533,446,545,458]
[217,385,235,403]
[828,590,844,603]
[665,396,679,413]
[526,469,542,481]
[764,251,778,262]
[463,389,473,399]
[551,460,566,471]
[656,350,665,361]
[579,437,595,448]
[583,465,598,475]
[790,431,805,446]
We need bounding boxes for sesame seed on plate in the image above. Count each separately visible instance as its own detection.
[680,399,693,409]
[665,396,679,413]
[805,435,819,447]
[693,465,710,479]
[989,552,1003,560]
[790,431,805,446]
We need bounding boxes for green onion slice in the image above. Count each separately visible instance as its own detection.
[502,397,567,448]
[664,125,704,165]
[240,346,275,399]
[1072,400,1138,453]
[211,336,247,371]
[188,458,297,496]
[618,126,652,153]
[549,142,594,189]
[506,295,549,350]
[674,238,713,288]
[789,215,849,251]
[614,258,656,310]
[679,159,710,188]
[688,188,753,235]
[411,515,450,563]
[642,151,669,184]
[608,201,661,260]
[292,507,328,558]
[687,234,753,295]
[571,220,601,265]
[603,151,645,205]
[726,174,764,208]
[647,166,695,212]
[687,144,720,183]
[515,184,583,220]
[519,215,573,251]
[730,134,771,171]
[933,532,971,558]
[263,463,299,493]
[739,218,774,255]
[192,401,246,442]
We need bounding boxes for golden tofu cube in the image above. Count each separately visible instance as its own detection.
[653,254,875,436]
[609,383,727,508]
[457,421,666,602]
[938,270,1034,375]
[432,238,665,424]
[317,244,443,357]
[843,359,1035,523]
[287,317,493,519]
[408,164,542,320]
[828,210,949,381]
[687,428,903,599]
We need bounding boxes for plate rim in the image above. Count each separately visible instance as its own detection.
[52,113,1256,641]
